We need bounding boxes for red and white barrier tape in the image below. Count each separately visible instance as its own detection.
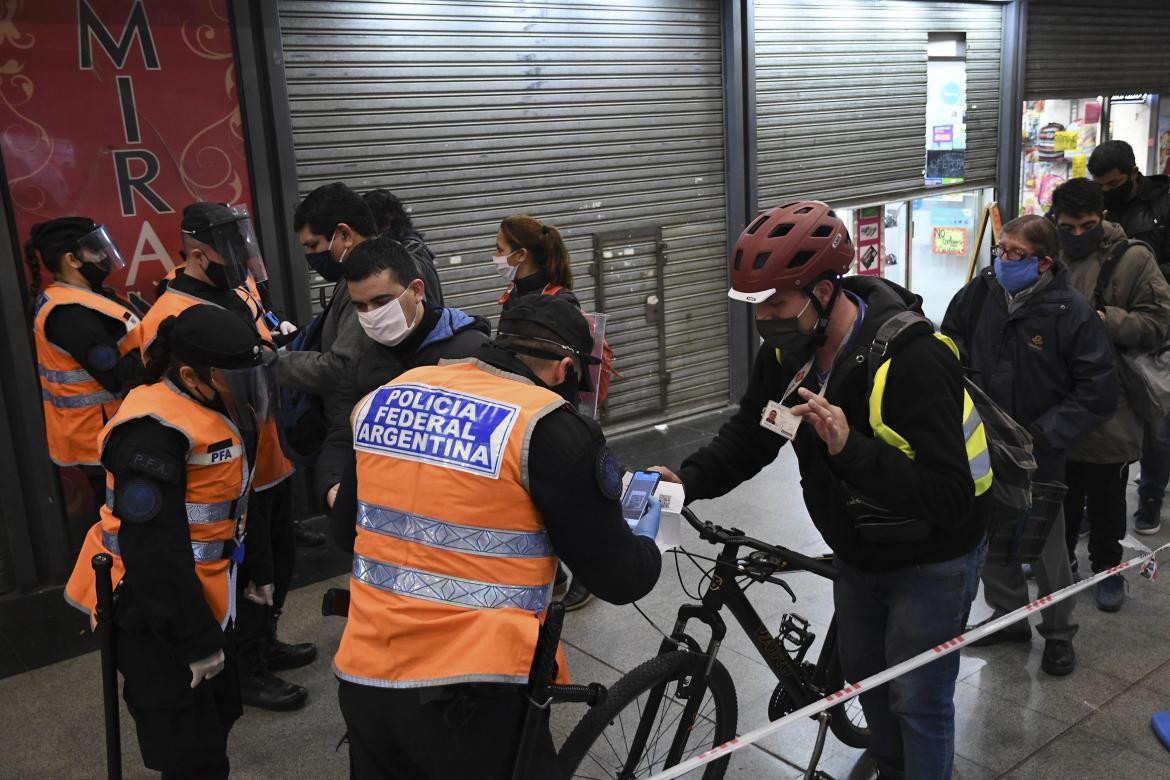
[647,541,1170,780]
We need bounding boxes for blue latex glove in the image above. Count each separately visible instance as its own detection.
[633,495,661,540]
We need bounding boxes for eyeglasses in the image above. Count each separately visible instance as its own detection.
[993,246,1033,261]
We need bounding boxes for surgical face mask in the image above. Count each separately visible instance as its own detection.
[1102,177,1134,210]
[305,231,345,282]
[551,364,581,407]
[994,256,1040,294]
[356,288,420,347]
[202,257,232,290]
[77,258,110,290]
[1059,223,1105,260]
[755,298,815,363]
[492,250,518,282]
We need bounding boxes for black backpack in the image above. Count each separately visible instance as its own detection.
[866,310,1037,527]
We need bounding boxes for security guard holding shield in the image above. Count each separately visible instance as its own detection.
[64,305,274,779]
[330,296,662,779]
[138,203,313,711]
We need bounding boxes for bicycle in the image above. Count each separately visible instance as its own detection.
[557,506,869,779]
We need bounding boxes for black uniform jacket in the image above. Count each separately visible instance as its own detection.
[679,277,982,571]
[330,344,662,605]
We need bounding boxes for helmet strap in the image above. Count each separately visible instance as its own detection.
[801,275,842,348]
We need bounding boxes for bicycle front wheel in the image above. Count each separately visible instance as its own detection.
[558,650,737,779]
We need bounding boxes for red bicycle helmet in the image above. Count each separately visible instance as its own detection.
[728,201,854,303]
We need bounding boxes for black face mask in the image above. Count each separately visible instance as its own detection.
[306,250,344,283]
[203,259,232,290]
[78,261,110,291]
[551,364,581,408]
[1059,224,1105,260]
[1102,177,1135,211]
[755,298,819,364]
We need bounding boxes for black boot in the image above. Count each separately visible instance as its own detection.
[240,667,309,711]
[263,613,317,672]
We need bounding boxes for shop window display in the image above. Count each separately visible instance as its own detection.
[1019,97,1102,215]
[1108,94,1161,175]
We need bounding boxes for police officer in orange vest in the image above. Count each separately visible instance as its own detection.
[25,217,143,550]
[64,304,275,779]
[138,203,314,710]
[330,296,663,779]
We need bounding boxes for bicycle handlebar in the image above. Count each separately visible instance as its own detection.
[679,506,836,581]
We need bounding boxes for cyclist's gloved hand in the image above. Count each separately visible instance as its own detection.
[633,495,661,541]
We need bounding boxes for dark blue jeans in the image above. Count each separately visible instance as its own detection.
[833,541,985,780]
[1138,412,1170,505]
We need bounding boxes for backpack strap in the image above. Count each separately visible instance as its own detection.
[866,310,934,384]
[542,284,565,297]
[1093,238,1153,309]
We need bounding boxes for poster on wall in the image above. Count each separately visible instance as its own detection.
[0,0,254,301]
[932,226,968,256]
[853,206,883,277]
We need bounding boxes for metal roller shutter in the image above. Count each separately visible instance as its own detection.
[755,0,1002,207]
[278,0,730,424]
[1025,0,1170,100]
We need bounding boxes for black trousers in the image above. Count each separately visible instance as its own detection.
[115,622,240,778]
[235,479,296,673]
[1063,460,1128,572]
[337,680,560,780]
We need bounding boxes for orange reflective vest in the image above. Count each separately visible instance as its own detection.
[139,286,295,491]
[333,360,570,688]
[64,379,251,627]
[33,283,141,466]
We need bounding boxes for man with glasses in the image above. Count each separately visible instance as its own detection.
[942,215,1116,675]
[1049,178,1170,612]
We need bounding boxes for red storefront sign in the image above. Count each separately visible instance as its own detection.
[0,0,253,298]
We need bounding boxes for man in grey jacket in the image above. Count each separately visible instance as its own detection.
[279,183,375,446]
[1051,178,1170,612]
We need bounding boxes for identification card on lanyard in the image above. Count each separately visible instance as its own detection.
[759,356,825,441]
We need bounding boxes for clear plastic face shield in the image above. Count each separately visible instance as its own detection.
[184,214,253,290]
[208,346,279,445]
[229,204,268,283]
[76,224,126,272]
[576,312,607,420]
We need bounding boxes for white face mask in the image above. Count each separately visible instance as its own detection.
[492,250,518,282]
[356,288,419,347]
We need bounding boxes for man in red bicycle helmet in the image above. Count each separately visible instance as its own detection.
[653,201,989,780]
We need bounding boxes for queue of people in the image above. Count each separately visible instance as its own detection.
[22,135,1170,779]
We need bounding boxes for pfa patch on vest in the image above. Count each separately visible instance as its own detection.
[354,383,520,479]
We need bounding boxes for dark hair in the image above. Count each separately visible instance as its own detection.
[1088,140,1137,178]
[23,216,97,323]
[1001,215,1060,260]
[293,182,376,239]
[343,235,423,287]
[499,214,572,289]
[362,189,415,240]
[1049,178,1104,219]
[142,315,201,386]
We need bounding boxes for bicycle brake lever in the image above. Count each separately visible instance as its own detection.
[763,575,797,602]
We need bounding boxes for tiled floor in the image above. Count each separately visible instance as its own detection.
[2,407,1170,778]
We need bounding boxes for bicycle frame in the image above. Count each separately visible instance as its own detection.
[628,513,840,773]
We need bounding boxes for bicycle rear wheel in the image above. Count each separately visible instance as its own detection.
[822,642,870,749]
[558,650,737,779]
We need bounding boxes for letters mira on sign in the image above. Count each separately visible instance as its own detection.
[354,384,520,479]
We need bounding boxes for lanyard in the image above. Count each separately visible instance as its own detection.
[776,296,867,406]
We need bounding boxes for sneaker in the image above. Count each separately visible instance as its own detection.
[1040,639,1076,676]
[561,579,593,612]
[1134,499,1163,535]
[1022,562,1035,580]
[966,615,1032,647]
[1096,574,1126,613]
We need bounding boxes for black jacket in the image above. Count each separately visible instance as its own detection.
[330,344,661,604]
[678,277,981,570]
[315,307,491,500]
[941,264,1118,480]
[499,271,580,313]
[1107,173,1170,272]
